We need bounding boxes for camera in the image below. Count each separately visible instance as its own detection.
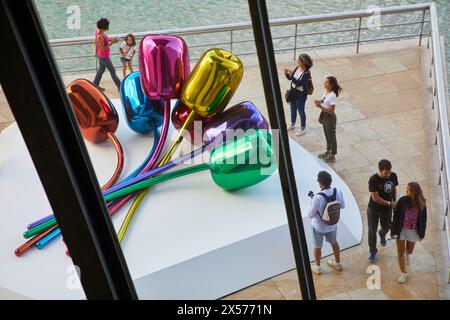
[308,191,314,199]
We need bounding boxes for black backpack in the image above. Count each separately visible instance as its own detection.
[317,188,341,225]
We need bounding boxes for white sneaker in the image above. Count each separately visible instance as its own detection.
[311,265,321,275]
[398,272,408,284]
[287,124,295,131]
[296,128,307,136]
[405,254,410,265]
[327,260,343,271]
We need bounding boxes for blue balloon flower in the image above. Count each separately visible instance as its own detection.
[120,72,164,134]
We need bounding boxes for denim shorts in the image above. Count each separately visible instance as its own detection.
[399,229,420,242]
[312,227,337,248]
[121,57,131,63]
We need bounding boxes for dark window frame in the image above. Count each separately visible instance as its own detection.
[248,0,316,300]
[0,0,315,300]
[0,0,137,300]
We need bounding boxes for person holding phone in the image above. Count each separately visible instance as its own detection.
[307,171,345,275]
[93,18,121,91]
[284,53,313,136]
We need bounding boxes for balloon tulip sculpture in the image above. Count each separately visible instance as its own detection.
[117,71,164,184]
[120,72,164,135]
[116,48,244,241]
[66,78,124,190]
[104,130,275,202]
[16,34,278,256]
[104,101,270,196]
[104,35,191,240]
[161,48,244,163]
[171,99,212,143]
[15,79,126,256]
[16,73,167,255]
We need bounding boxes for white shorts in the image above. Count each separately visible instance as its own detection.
[399,229,420,242]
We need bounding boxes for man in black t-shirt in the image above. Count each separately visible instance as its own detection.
[367,159,398,263]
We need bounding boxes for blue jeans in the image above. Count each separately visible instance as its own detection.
[93,57,121,90]
[290,96,307,129]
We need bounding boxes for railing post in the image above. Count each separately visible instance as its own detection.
[419,9,426,46]
[356,17,362,54]
[429,1,450,288]
[230,30,233,53]
[293,23,298,61]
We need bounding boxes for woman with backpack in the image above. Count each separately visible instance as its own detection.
[390,182,427,284]
[284,53,314,136]
[315,76,343,163]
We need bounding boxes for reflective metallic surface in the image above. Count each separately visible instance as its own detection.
[203,101,269,147]
[66,78,119,143]
[121,33,192,240]
[103,130,276,200]
[162,49,243,164]
[103,101,270,194]
[36,228,62,249]
[182,49,243,118]
[139,35,190,100]
[14,225,59,257]
[171,99,212,142]
[120,72,164,134]
[209,130,276,191]
[103,130,124,191]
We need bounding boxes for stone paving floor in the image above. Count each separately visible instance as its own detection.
[224,40,450,300]
[1,39,449,300]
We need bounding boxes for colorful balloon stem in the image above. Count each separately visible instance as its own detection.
[15,225,59,257]
[27,214,54,230]
[101,130,124,191]
[23,218,57,239]
[36,228,62,249]
[115,99,172,242]
[25,126,160,237]
[104,163,210,202]
[159,109,197,165]
[104,144,206,197]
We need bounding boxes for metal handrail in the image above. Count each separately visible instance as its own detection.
[427,2,450,284]
[49,3,431,74]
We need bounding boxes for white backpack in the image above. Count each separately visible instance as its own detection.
[317,188,341,225]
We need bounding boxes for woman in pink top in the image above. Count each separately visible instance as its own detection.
[390,182,427,284]
[93,18,121,91]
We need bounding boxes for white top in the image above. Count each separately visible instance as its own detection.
[321,91,337,110]
[293,68,302,80]
[120,42,136,59]
[291,68,305,91]
[308,187,345,233]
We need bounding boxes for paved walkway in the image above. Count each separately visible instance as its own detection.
[224,40,450,300]
[1,40,449,300]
